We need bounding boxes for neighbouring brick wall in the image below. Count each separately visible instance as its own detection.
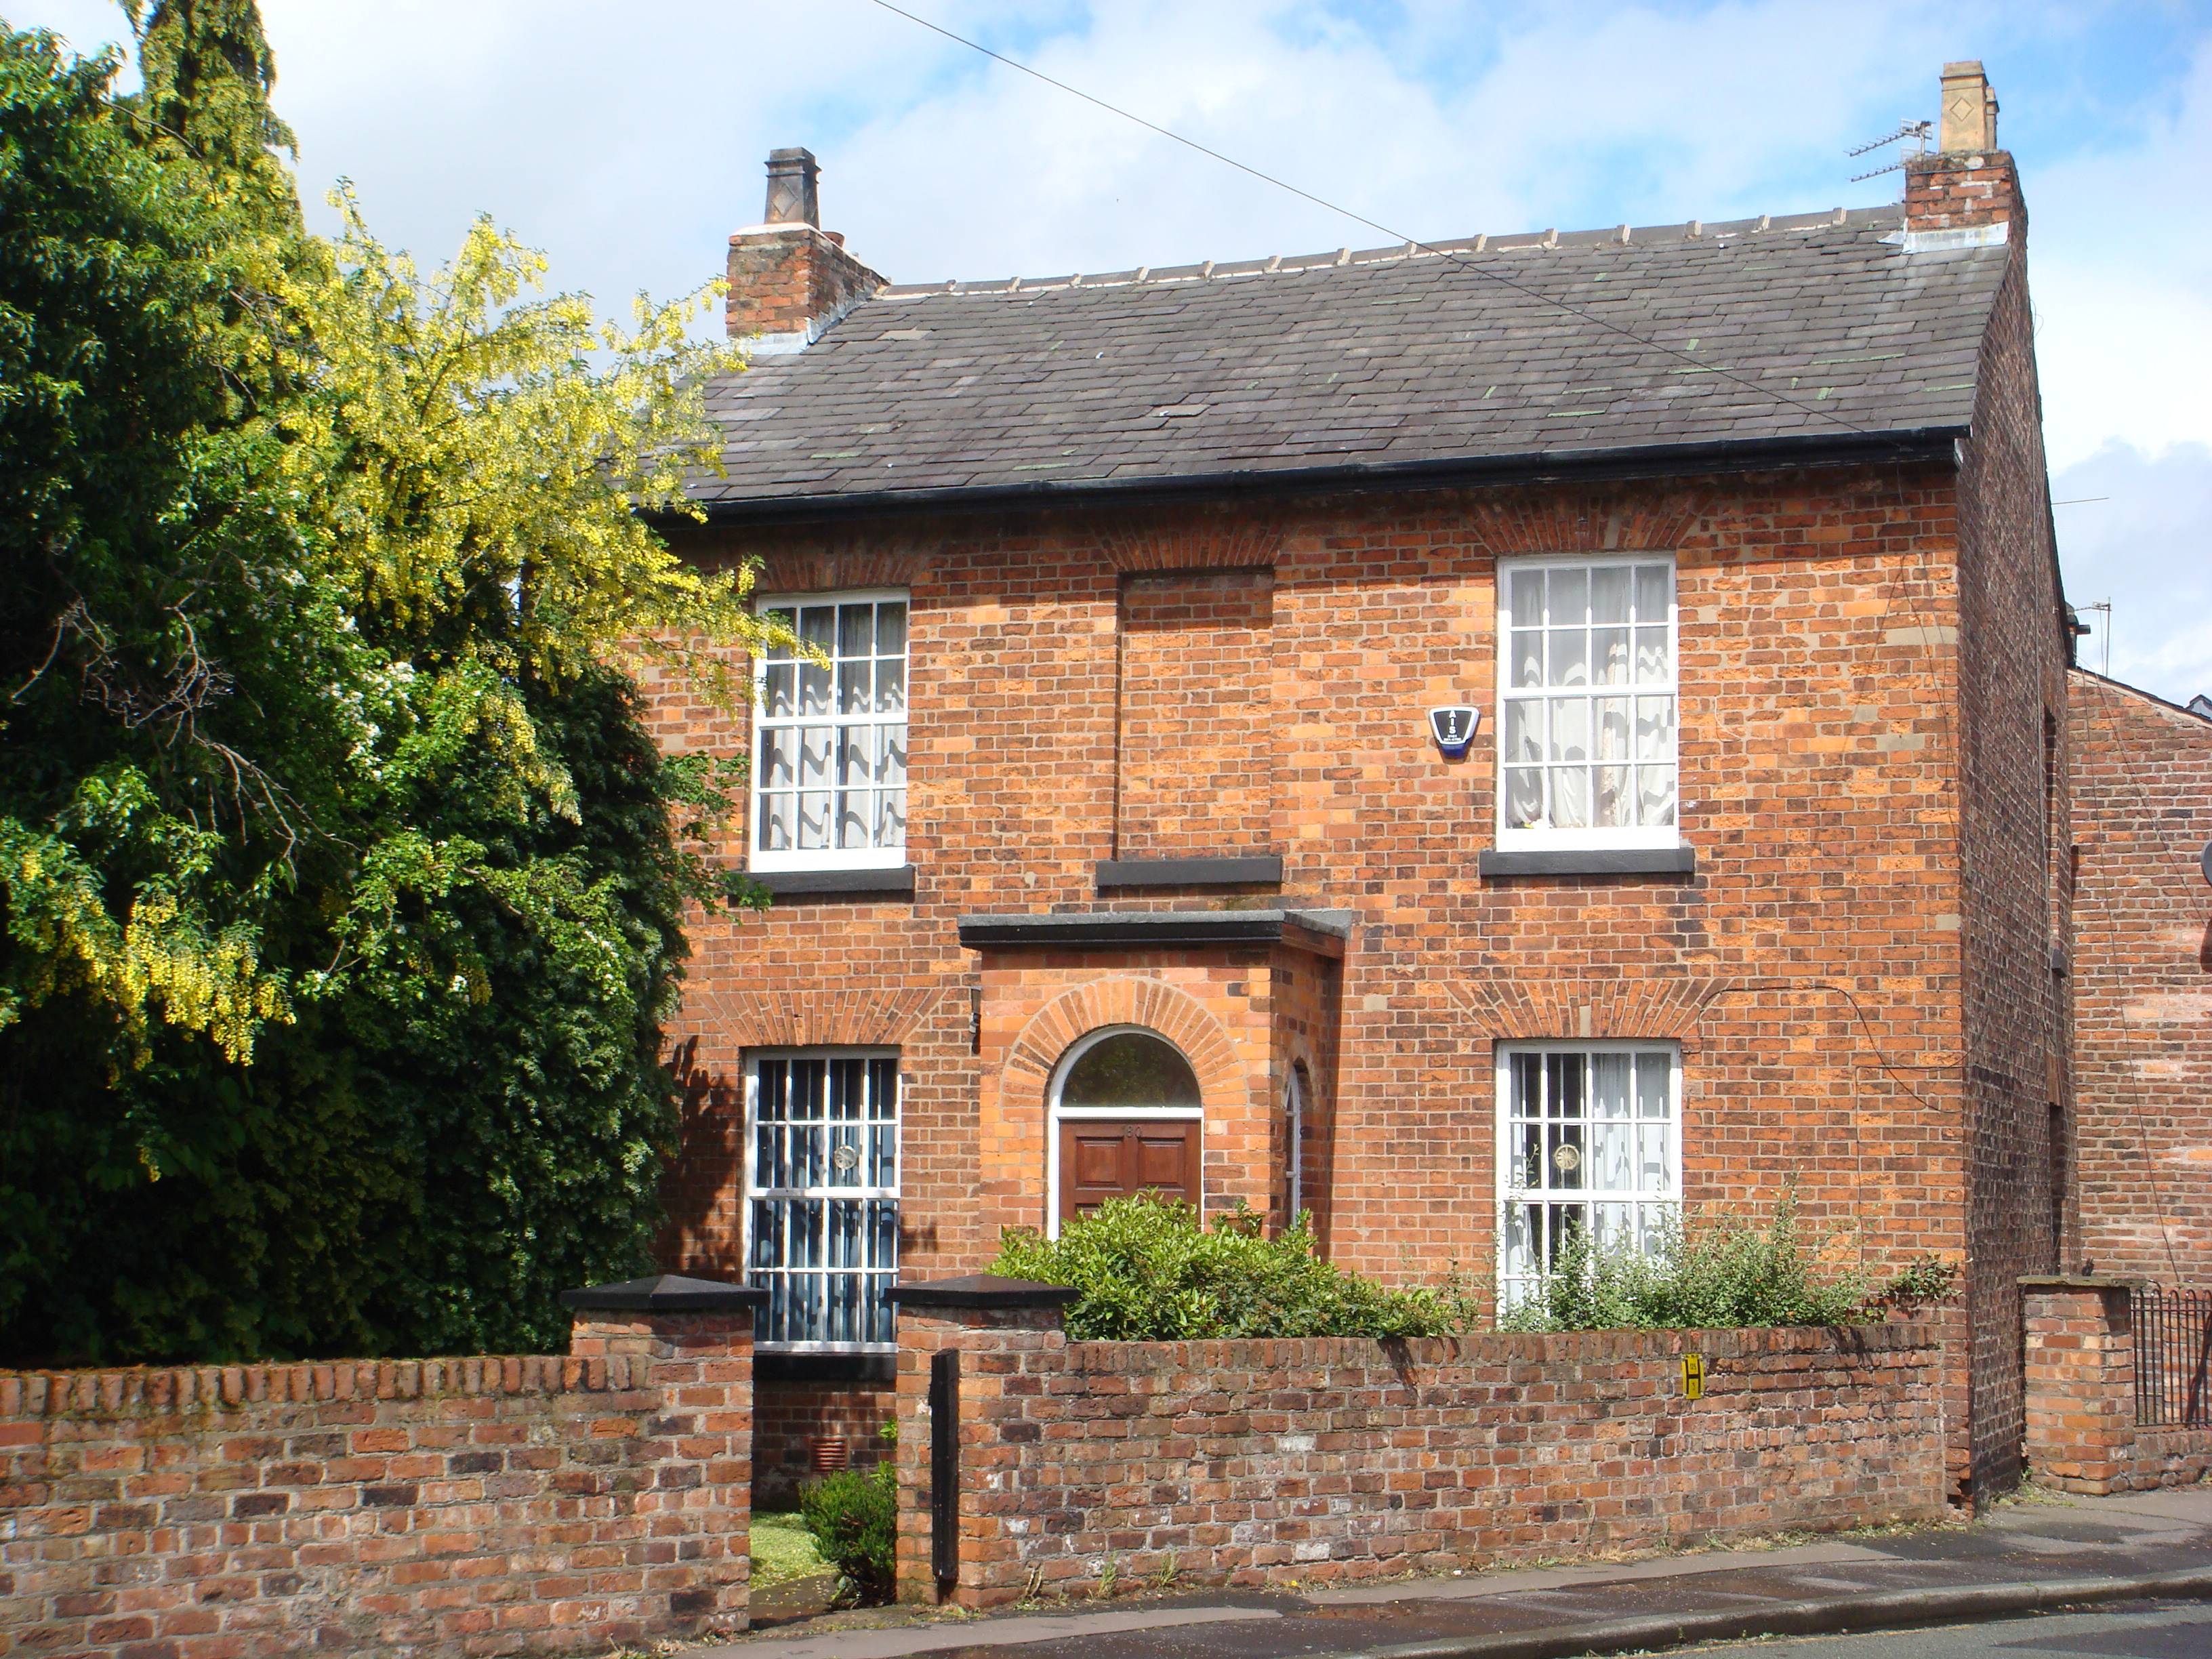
[753,1378,896,1507]
[1,1327,754,1658]
[1952,218,2074,1502]
[895,1301,1946,1606]
[2022,1279,2212,1493]
[2069,672,2212,1283]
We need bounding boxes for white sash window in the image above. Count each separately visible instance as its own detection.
[1498,556,1678,847]
[753,592,907,870]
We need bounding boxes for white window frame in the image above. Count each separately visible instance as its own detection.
[750,589,909,872]
[1045,1024,1204,1240]
[1494,1040,1681,1309]
[1496,554,1679,849]
[743,1048,900,1353]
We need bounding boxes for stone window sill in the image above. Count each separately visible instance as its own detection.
[1478,847,1698,879]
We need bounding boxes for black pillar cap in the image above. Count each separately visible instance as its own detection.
[560,1274,769,1313]
[885,1275,1080,1310]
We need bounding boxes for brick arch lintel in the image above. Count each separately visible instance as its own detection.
[1003,977,1250,1120]
[1429,972,1732,1042]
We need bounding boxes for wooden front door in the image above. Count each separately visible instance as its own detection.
[1058,1119,1200,1223]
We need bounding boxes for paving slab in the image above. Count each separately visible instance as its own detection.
[710,1485,2212,1659]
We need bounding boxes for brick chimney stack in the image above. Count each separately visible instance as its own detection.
[726,146,886,346]
[1904,61,2024,242]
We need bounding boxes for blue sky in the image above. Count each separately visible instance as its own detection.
[13,0,2211,701]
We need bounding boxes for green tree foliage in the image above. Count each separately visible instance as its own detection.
[990,1195,1481,1341]
[0,9,778,1364]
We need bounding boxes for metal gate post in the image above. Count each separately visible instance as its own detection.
[929,1349,959,1595]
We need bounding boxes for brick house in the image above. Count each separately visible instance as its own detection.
[646,62,2071,1507]
[2068,670,2212,1283]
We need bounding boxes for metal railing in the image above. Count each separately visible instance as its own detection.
[2133,1288,2212,1427]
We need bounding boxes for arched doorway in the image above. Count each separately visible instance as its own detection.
[1048,1026,1202,1232]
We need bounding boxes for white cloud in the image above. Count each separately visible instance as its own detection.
[2054,441,2212,702]
[9,0,2209,699]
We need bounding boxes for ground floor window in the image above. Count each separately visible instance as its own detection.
[746,1050,898,1351]
[1496,1042,1679,1307]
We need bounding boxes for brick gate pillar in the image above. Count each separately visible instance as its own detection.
[885,1275,1078,1608]
[562,1274,769,1632]
[2020,1275,2139,1495]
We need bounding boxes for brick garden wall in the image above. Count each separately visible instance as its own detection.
[2022,1279,2212,1494]
[2068,673,2212,1284]
[0,1317,754,1659]
[894,1300,1946,1606]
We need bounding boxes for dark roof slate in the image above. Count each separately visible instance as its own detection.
[689,207,2008,516]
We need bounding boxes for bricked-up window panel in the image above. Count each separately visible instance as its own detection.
[1499,557,1678,847]
[753,592,907,870]
[747,1051,899,1351]
[1118,571,1273,857]
[1497,1043,1679,1307]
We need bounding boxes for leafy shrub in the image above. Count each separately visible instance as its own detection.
[989,1193,1479,1340]
[797,1462,895,1605]
[1496,1189,1877,1332]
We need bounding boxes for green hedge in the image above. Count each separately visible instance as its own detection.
[989,1194,1479,1340]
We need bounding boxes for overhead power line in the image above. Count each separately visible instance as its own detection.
[863,0,1896,448]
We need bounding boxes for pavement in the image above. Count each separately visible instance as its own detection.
[705,1481,2212,1659]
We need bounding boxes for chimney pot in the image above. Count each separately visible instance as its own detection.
[764,146,821,227]
[1938,60,1999,153]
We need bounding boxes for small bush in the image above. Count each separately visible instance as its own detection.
[1496,1189,1875,1332]
[796,1462,895,1605]
[989,1193,1479,1340]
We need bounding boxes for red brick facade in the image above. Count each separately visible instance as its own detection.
[893,1294,1944,1605]
[0,1312,756,1658]
[2068,674,2212,1282]
[653,125,2070,1511]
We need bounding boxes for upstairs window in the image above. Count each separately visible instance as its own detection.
[753,592,907,870]
[1498,556,1677,847]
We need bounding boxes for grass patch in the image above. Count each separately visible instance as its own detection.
[750,1509,828,1588]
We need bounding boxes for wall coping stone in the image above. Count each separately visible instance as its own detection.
[2019,1275,2146,1291]
[886,1275,1080,1309]
[561,1273,769,1312]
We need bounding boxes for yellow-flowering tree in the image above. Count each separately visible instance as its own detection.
[0,4,781,1363]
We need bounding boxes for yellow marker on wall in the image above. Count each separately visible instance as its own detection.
[1682,1353,1705,1399]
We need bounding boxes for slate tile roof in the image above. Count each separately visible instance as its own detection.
[690,206,2009,516]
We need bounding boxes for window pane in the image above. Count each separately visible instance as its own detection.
[799,605,836,651]
[1549,628,1589,688]
[1593,626,1631,684]
[838,659,872,715]
[1504,766,1544,829]
[879,725,907,787]
[876,655,906,714]
[1640,765,1677,827]
[1550,699,1589,764]
[1593,1054,1631,1118]
[838,603,874,656]
[1595,697,1631,760]
[876,602,907,656]
[838,727,874,787]
[797,791,831,849]
[762,610,796,659]
[1635,562,1672,621]
[877,790,907,847]
[764,663,795,718]
[1593,764,1629,828]
[759,791,793,851]
[1503,701,1542,764]
[1635,625,1671,683]
[1551,765,1589,827]
[1509,569,1544,629]
[1510,630,1545,689]
[1635,696,1674,760]
[1548,567,1587,625]
[1591,565,1631,625]
[798,726,832,787]
[800,658,832,716]
[1060,1031,1202,1107]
